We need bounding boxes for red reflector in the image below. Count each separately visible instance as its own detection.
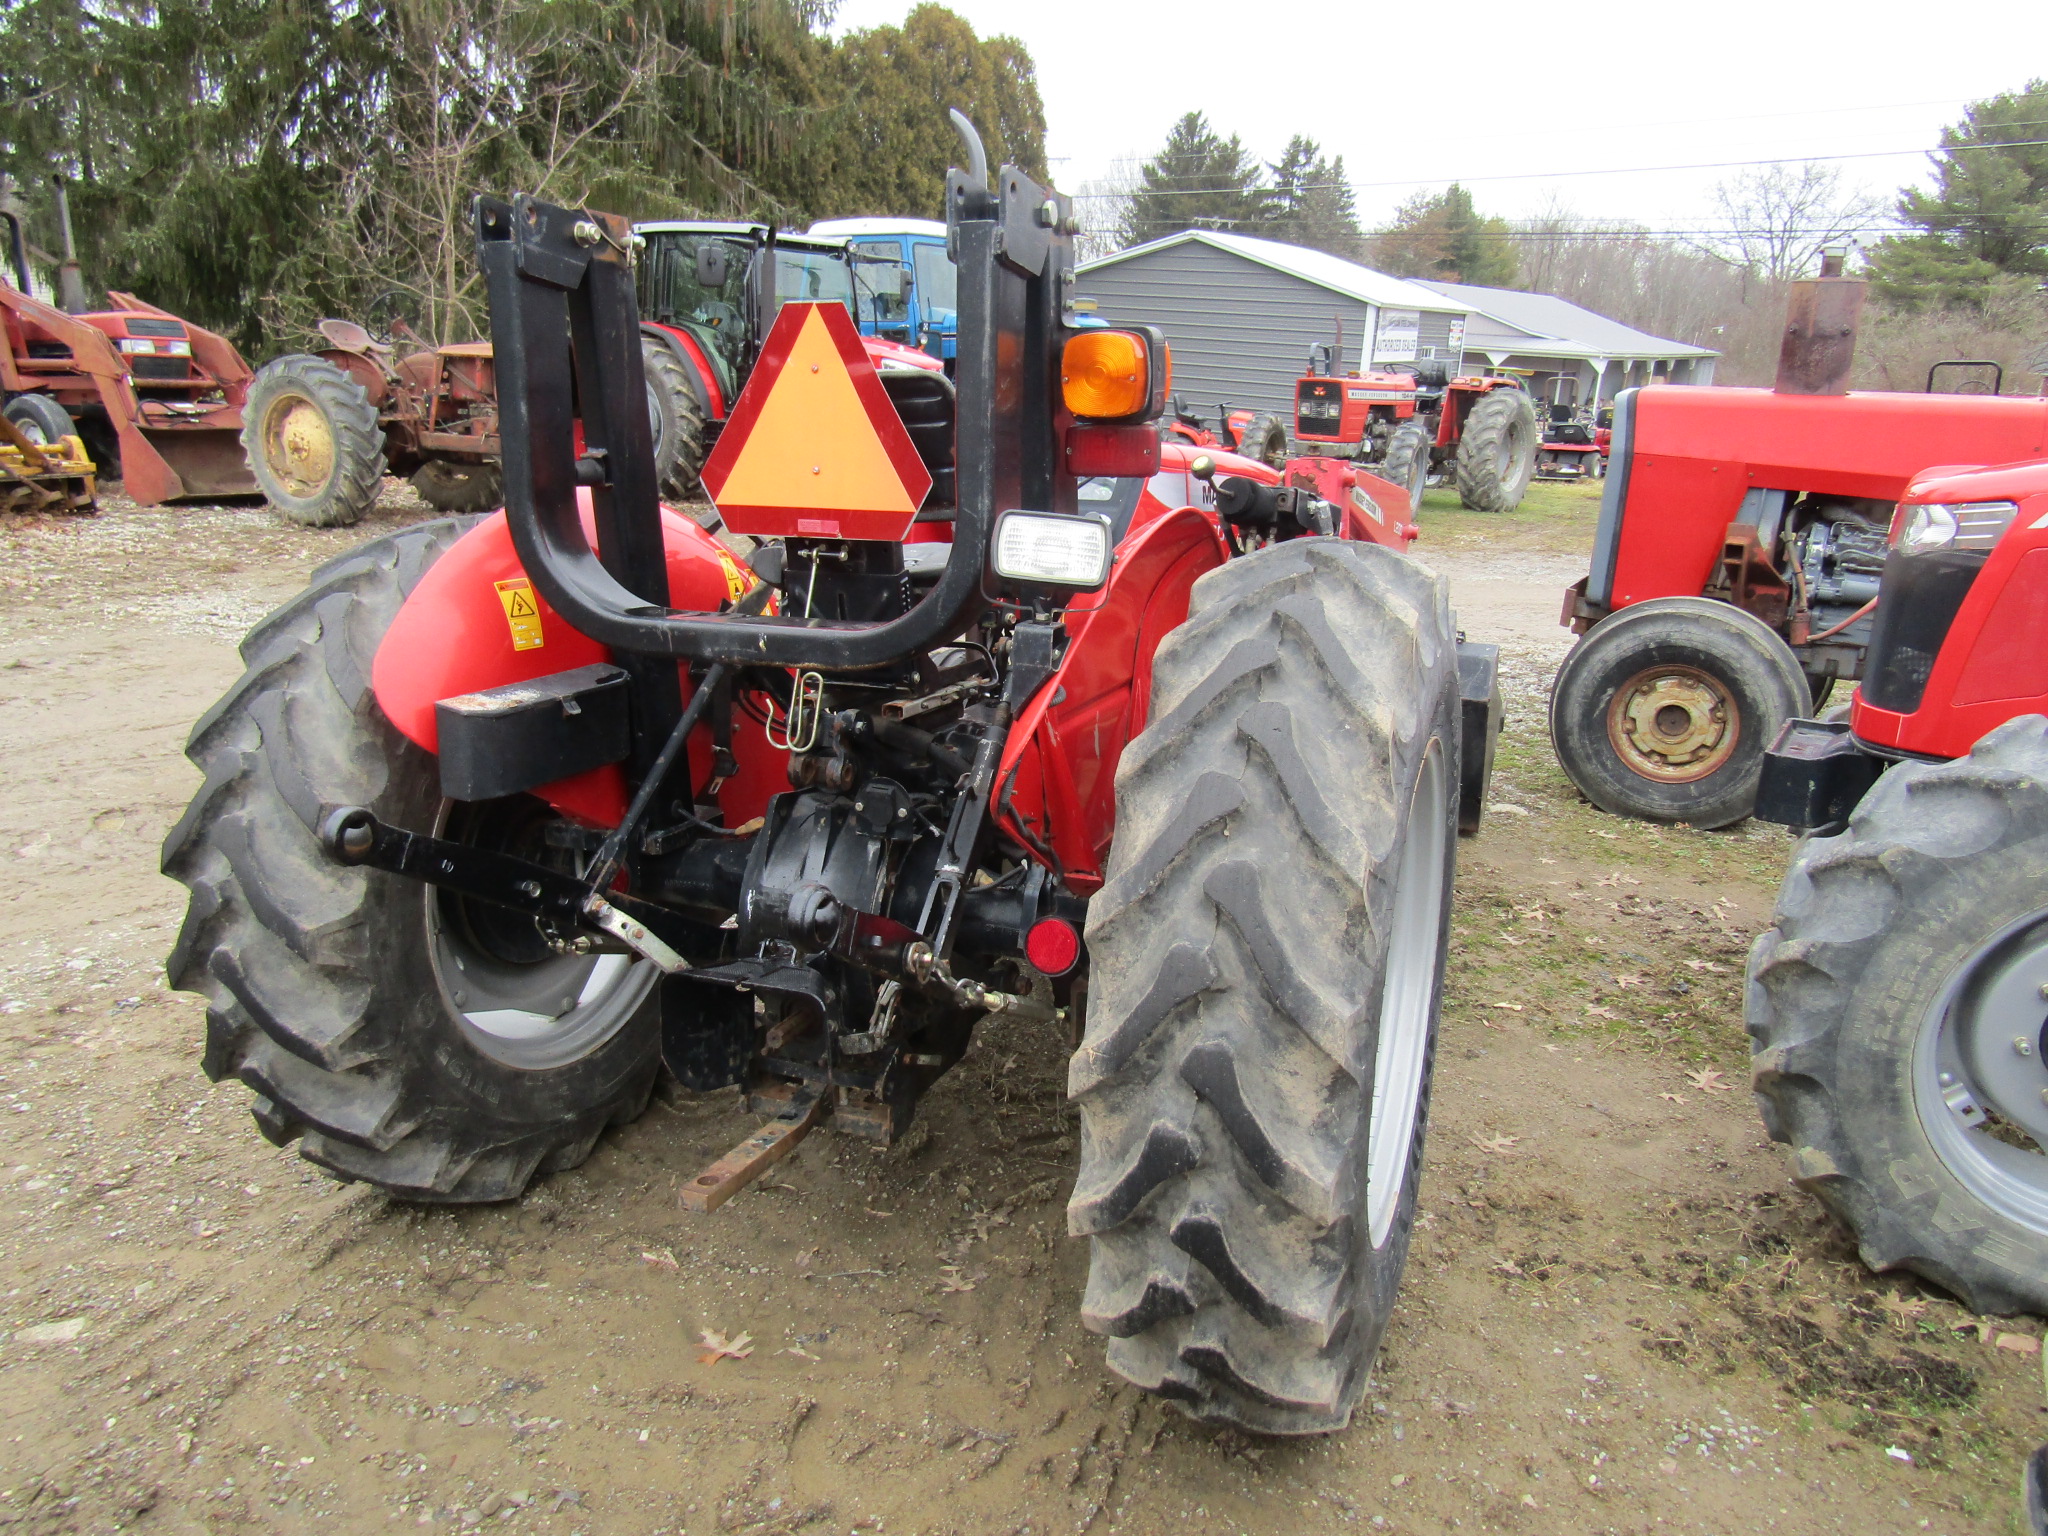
[1064,424,1160,479]
[1025,917,1082,976]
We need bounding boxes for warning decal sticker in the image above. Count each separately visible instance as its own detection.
[494,578,545,651]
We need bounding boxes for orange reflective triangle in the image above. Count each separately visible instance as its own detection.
[701,301,933,541]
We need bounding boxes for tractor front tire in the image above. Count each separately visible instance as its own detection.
[1235,413,1288,470]
[1454,389,1538,513]
[644,340,708,501]
[4,392,79,447]
[1072,538,1460,1433]
[243,354,386,528]
[1378,420,1432,513]
[410,458,503,514]
[162,521,664,1201]
[1549,596,1809,828]
[1749,716,2048,1315]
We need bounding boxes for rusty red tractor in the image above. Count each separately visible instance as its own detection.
[0,206,258,506]
[1292,346,1540,514]
[1548,269,2048,828]
[1748,450,2048,1324]
[163,116,1500,1434]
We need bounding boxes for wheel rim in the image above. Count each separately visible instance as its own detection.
[426,798,657,1071]
[262,394,337,498]
[1605,664,1738,782]
[11,417,51,447]
[1365,740,1448,1248]
[1915,910,2048,1230]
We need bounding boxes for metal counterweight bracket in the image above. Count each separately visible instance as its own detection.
[318,806,692,973]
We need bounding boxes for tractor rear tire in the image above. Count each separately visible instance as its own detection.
[1748,716,2048,1315]
[243,354,386,528]
[1454,389,1538,513]
[1235,413,1288,470]
[410,459,503,514]
[1072,537,1460,1433]
[161,520,664,1201]
[644,340,708,501]
[1378,421,1432,512]
[5,392,78,447]
[1549,596,1809,828]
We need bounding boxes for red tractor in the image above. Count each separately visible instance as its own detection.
[1549,271,2048,828]
[162,120,1501,1435]
[1533,376,1603,481]
[1747,452,2048,1325]
[0,207,259,506]
[1161,398,1287,468]
[1291,346,1541,514]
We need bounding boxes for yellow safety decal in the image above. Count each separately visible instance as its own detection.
[715,548,750,605]
[494,578,545,650]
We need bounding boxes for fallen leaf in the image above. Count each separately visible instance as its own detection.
[639,1248,679,1271]
[937,1268,978,1294]
[781,1344,820,1361]
[1614,973,1645,988]
[1542,1044,1560,1054]
[1686,1068,1733,1094]
[1997,1332,2041,1356]
[1585,1004,1618,1020]
[697,1329,754,1365]
[1492,1259,1525,1278]
[1658,1093,1687,1105]
[1682,959,1728,974]
[1469,1135,1520,1155]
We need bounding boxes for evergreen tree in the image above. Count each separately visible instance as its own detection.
[816,4,1046,220]
[1867,80,2048,310]
[1119,112,1269,246]
[1266,135,1361,258]
[1369,183,1516,286]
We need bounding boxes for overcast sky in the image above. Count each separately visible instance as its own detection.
[830,0,2048,237]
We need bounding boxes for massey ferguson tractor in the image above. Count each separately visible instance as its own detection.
[1548,268,2048,828]
[1747,452,2048,1325]
[1292,347,1540,514]
[161,117,1500,1434]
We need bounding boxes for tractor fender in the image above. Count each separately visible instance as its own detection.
[312,348,391,408]
[370,496,773,826]
[640,322,723,420]
[993,504,1231,890]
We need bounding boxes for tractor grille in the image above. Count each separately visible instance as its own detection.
[125,318,188,339]
[881,369,955,510]
[130,356,195,381]
[1860,548,1986,713]
[1296,381,1341,438]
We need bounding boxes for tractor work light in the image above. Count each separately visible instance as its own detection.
[1061,327,1168,422]
[1895,500,2018,555]
[993,510,1113,589]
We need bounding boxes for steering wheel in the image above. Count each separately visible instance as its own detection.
[694,301,743,332]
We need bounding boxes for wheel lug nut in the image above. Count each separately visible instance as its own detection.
[2017,1037,2036,1057]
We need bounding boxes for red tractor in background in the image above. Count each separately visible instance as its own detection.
[1292,345,1541,514]
[1161,397,1288,468]
[1533,376,1603,481]
[0,205,259,506]
[1549,267,2048,828]
[162,118,1501,1436]
[1747,452,2048,1331]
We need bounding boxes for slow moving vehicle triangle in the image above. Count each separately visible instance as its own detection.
[701,300,932,541]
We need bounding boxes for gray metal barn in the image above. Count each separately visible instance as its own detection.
[1075,231,1472,421]
[1076,230,1716,421]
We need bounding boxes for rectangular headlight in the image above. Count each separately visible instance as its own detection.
[117,337,153,354]
[993,510,1112,589]
[164,340,192,356]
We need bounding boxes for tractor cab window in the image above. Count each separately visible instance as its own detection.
[638,232,751,385]
[773,249,857,322]
[912,241,957,325]
[850,240,909,330]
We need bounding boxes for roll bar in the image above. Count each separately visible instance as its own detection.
[473,139,1076,672]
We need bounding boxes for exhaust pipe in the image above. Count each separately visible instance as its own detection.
[1774,245,1866,396]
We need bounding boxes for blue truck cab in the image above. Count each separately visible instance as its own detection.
[807,218,956,366]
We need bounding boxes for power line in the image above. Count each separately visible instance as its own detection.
[1067,138,2048,199]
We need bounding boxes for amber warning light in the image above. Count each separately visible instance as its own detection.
[1061,328,1169,422]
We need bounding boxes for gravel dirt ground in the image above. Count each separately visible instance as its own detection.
[0,478,2042,1536]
